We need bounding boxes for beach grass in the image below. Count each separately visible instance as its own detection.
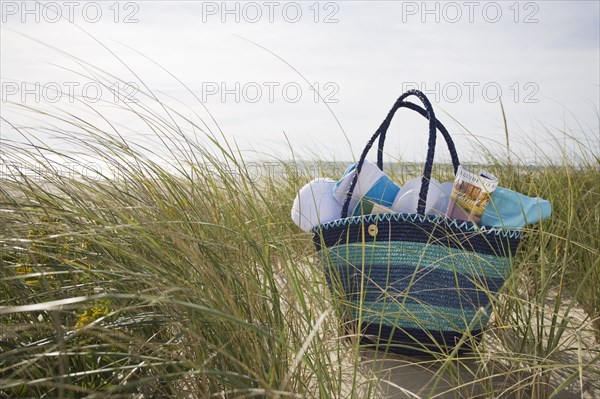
[1,73,599,398]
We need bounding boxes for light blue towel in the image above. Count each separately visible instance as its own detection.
[480,187,552,229]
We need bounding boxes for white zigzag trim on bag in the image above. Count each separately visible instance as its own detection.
[311,213,523,239]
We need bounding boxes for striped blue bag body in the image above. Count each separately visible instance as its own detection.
[312,90,523,355]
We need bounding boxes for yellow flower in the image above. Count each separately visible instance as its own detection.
[75,303,110,329]
[15,265,33,275]
[15,265,38,285]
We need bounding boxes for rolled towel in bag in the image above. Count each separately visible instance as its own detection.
[391,177,448,215]
[291,178,342,232]
[333,160,401,212]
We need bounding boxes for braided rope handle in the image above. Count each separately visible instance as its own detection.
[376,101,460,173]
[341,90,460,218]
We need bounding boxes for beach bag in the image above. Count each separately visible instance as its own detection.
[312,90,523,355]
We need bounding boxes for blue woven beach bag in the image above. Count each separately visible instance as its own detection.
[312,90,523,355]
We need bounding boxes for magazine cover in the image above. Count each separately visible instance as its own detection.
[446,166,499,224]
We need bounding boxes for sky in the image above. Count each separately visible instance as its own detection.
[1,1,599,166]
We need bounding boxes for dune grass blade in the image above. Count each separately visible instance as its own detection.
[1,61,598,397]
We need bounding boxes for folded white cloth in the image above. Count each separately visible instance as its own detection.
[434,181,454,215]
[291,178,342,232]
[391,177,452,216]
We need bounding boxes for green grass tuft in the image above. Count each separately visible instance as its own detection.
[1,70,598,398]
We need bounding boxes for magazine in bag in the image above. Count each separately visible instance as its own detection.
[445,165,499,224]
